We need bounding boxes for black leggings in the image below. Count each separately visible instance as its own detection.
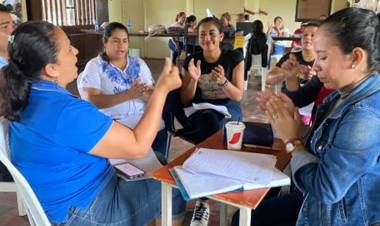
[231,191,303,226]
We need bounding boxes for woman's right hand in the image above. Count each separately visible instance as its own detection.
[128,80,146,99]
[156,57,182,93]
[188,58,201,81]
[256,91,295,115]
[281,54,299,80]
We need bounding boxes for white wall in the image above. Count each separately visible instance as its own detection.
[259,0,300,34]
[108,0,351,59]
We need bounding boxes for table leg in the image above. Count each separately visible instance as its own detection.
[239,207,251,226]
[161,183,172,226]
[219,203,228,226]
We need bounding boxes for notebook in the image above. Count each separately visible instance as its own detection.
[170,148,290,200]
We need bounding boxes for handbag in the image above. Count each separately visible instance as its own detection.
[242,121,274,147]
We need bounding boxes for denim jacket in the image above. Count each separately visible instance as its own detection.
[290,74,380,226]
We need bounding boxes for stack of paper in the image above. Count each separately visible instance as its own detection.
[170,148,290,200]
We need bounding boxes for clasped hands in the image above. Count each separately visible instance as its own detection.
[188,58,228,86]
[256,90,306,143]
[266,54,316,86]
[128,80,154,102]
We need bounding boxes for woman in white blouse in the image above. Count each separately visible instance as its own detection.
[78,22,169,161]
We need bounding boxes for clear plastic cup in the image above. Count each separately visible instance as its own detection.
[225,121,246,150]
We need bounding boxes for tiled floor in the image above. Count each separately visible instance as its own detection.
[0,58,263,226]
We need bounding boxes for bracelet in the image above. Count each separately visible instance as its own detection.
[219,79,229,87]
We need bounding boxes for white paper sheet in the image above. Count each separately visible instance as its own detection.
[183,103,232,118]
[182,148,276,185]
[170,148,290,200]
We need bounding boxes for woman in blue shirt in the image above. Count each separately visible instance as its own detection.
[2,21,186,226]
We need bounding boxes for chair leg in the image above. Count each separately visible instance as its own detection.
[16,190,26,216]
[164,131,172,161]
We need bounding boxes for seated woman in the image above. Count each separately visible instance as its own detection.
[168,11,186,64]
[183,15,201,56]
[180,17,244,144]
[2,21,186,226]
[233,7,380,226]
[77,22,169,161]
[267,16,290,57]
[266,21,320,87]
[263,21,333,124]
[220,12,235,51]
[250,19,269,68]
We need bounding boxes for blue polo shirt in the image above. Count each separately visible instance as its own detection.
[9,81,114,224]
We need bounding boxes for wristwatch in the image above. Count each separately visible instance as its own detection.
[285,138,303,153]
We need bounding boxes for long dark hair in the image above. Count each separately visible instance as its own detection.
[196,17,222,33]
[252,19,265,37]
[2,21,57,121]
[100,22,129,63]
[321,7,380,73]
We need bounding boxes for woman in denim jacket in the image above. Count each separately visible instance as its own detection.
[231,8,380,226]
[264,8,380,226]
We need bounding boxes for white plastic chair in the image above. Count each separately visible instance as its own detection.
[0,119,25,217]
[0,118,51,226]
[0,180,25,216]
[249,42,272,91]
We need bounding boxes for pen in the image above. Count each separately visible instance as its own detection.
[243,144,282,151]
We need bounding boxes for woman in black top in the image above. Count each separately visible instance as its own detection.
[180,17,244,144]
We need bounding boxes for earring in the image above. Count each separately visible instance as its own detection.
[351,65,356,69]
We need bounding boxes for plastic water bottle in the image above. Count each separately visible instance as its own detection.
[126,20,132,32]
[94,20,99,31]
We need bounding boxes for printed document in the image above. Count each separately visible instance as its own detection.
[170,148,290,200]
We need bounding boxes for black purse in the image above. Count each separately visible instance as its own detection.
[242,121,274,147]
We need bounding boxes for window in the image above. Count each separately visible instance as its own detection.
[295,0,332,21]
[41,0,96,26]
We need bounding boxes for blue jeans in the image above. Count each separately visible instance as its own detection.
[168,39,183,64]
[60,175,186,226]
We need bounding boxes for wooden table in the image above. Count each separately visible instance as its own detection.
[153,130,290,226]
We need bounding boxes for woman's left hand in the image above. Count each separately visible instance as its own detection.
[211,65,227,85]
[265,96,304,142]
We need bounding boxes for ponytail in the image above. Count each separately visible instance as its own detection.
[3,61,31,121]
[1,21,57,121]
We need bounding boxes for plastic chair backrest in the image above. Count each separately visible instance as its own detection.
[76,72,85,98]
[0,118,51,226]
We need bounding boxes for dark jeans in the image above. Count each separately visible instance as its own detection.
[152,128,170,164]
[184,44,202,57]
[231,191,303,226]
[0,162,13,182]
[186,109,225,144]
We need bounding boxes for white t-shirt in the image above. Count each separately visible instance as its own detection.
[78,55,155,128]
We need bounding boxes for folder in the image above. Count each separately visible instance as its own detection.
[170,148,290,200]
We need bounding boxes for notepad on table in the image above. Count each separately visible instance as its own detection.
[170,148,290,200]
